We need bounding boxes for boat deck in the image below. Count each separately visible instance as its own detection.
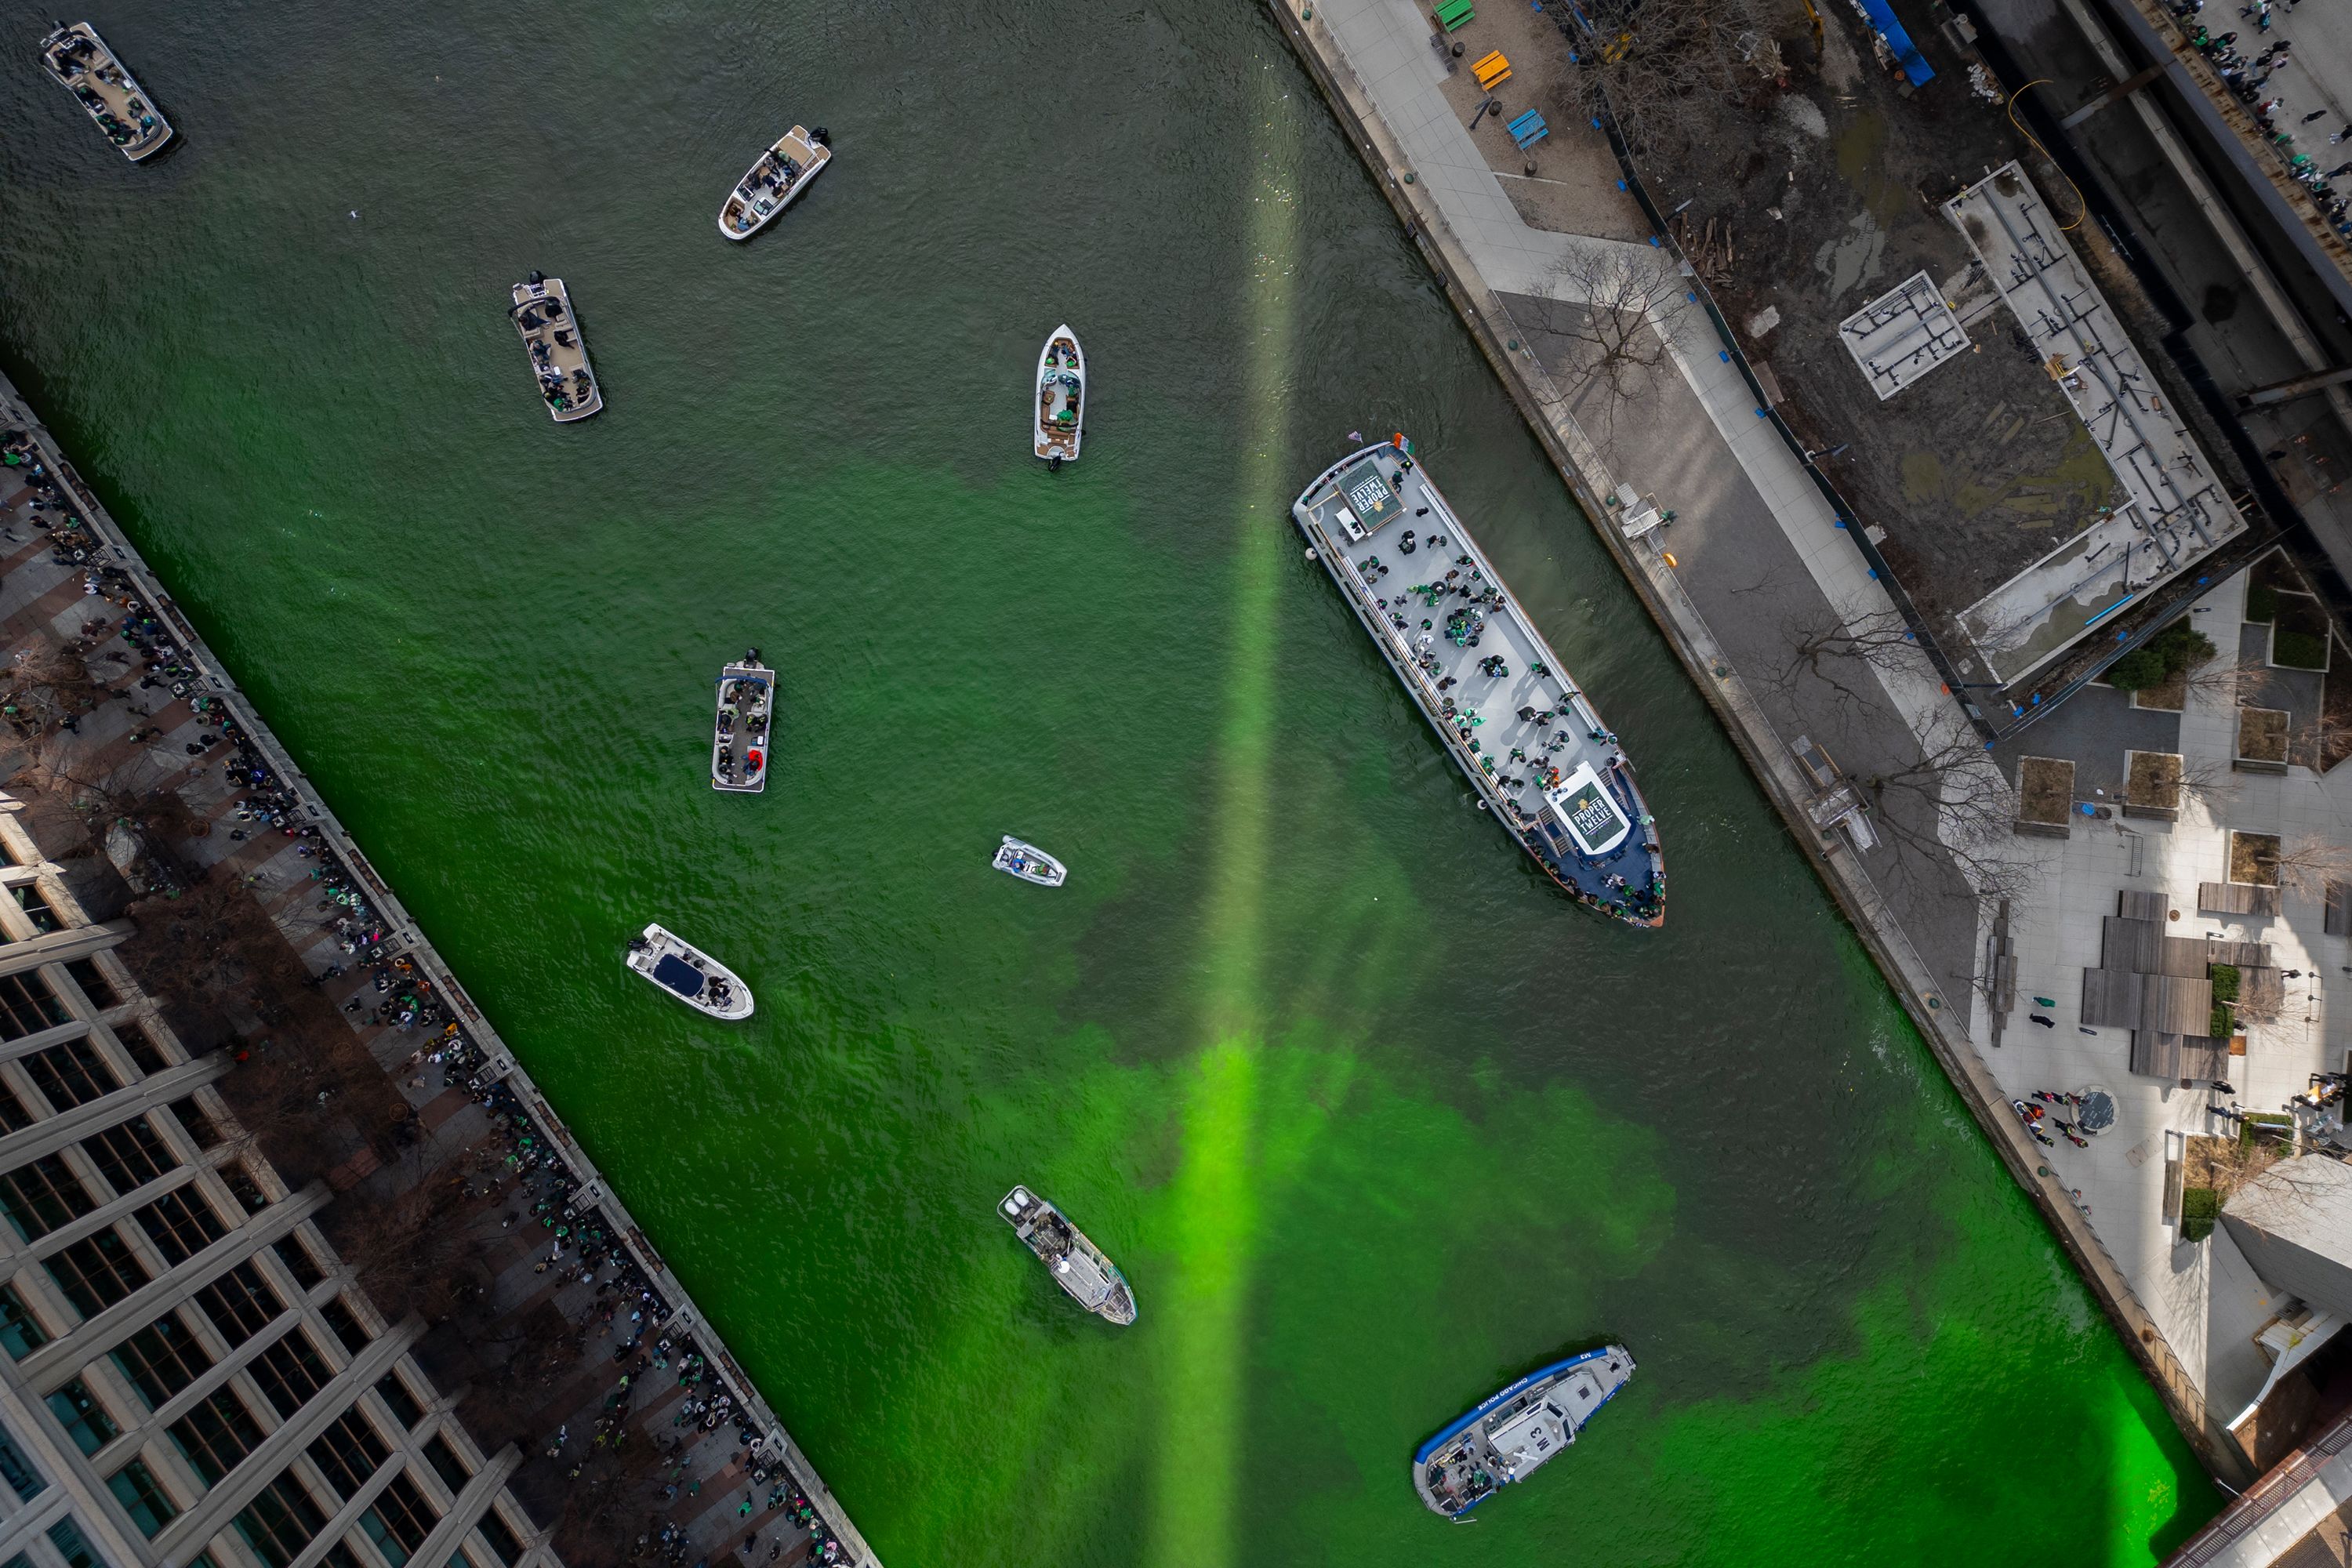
[712,662,774,793]
[42,24,172,162]
[720,128,829,239]
[1293,445,1664,924]
[510,278,602,422]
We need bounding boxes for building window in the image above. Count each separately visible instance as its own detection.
[168,1386,262,1487]
[234,1472,328,1568]
[474,1508,522,1567]
[13,885,60,935]
[223,1165,267,1214]
[106,1456,179,1536]
[121,1025,169,1076]
[193,1260,283,1348]
[273,1234,325,1291]
[0,1154,94,1243]
[358,1470,441,1566]
[0,1078,31,1134]
[45,1517,106,1568]
[307,1405,390,1500]
[111,1311,213,1410]
[21,1037,114,1109]
[80,1116,177,1197]
[421,1432,470,1494]
[0,975,72,1044]
[133,1186,225,1266]
[249,1327,332,1418]
[165,1095,221,1152]
[0,1418,47,1502]
[62,960,118,1013]
[373,1369,423,1432]
[45,1228,151,1319]
[0,1284,45,1358]
[321,1298,370,1356]
[45,1379,118,1456]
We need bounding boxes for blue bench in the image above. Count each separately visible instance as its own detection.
[1508,109,1549,149]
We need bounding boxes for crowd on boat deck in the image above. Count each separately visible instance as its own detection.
[713,679,769,784]
[44,34,162,150]
[515,299,593,412]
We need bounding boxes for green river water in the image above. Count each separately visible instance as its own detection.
[2,2,2223,1563]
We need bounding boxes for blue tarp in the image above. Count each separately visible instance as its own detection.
[652,953,706,998]
[1853,0,1936,85]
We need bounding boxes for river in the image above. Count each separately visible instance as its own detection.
[2,2,2221,1563]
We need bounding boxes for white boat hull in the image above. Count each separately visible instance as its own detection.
[624,923,753,1019]
[993,836,1066,887]
[1034,325,1084,463]
[719,127,831,241]
[712,659,775,793]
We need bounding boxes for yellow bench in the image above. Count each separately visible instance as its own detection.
[1473,50,1512,89]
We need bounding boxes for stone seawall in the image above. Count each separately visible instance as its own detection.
[0,367,886,1562]
[1262,0,2250,1488]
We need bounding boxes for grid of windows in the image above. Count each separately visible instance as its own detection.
[45,1379,118,1457]
[13,885,60,935]
[111,1311,213,1410]
[20,1037,114,1109]
[0,1154,93,1243]
[421,1431,470,1493]
[359,1469,441,1566]
[194,1260,283,1348]
[169,1385,263,1487]
[61,959,118,1013]
[321,1297,370,1356]
[0,975,72,1044]
[307,1405,390,1499]
[107,1456,179,1536]
[165,1094,222,1151]
[234,1471,327,1568]
[134,1185,225,1265]
[81,1114,176,1196]
[45,1227,151,1318]
[373,1369,423,1432]
[0,1284,44,1358]
[251,1327,333,1418]
[0,1079,31,1134]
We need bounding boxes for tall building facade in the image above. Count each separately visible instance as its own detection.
[0,803,553,1568]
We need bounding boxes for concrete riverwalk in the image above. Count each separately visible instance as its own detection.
[0,366,882,1565]
[1267,0,2253,1486]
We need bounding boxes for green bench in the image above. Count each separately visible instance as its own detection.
[1436,0,1474,30]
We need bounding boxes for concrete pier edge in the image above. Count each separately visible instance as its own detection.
[1265,0,2252,1490]
[0,368,884,1564]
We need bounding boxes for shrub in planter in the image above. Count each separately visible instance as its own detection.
[2180,1187,2220,1242]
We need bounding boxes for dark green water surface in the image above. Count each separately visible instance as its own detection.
[1,2,2222,1563]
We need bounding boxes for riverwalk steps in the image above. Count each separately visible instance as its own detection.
[0,372,880,1566]
[1265,0,2255,1486]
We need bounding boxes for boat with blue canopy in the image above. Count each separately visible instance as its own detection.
[624,924,752,1020]
[1413,1345,1634,1516]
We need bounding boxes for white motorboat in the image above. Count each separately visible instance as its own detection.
[713,650,774,793]
[1033,325,1084,467]
[992,837,1065,887]
[1000,1186,1136,1325]
[624,924,752,1019]
[718,125,831,241]
[510,273,602,422]
[40,22,172,163]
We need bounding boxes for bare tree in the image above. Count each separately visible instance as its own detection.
[1555,0,1787,161]
[1857,710,2038,904]
[1536,245,1693,450]
[2270,836,2352,895]
[1765,606,1924,707]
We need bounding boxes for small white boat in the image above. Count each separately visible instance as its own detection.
[1000,1186,1136,1325]
[718,125,831,241]
[993,836,1065,887]
[624,924,752,1019]
[713,649,773,793]
[1033,326,1084,467]
[41,22,172,163]
[510,273,602,422]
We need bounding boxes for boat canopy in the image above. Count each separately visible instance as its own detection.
[652,953,706,998]
[1544,762,1632,858]
[1055,1250,1112,1306]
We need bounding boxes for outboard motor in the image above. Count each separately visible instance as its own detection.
[811,125,831,146]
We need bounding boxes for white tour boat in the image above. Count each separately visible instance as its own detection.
[712,650,774,793]
[992,837,1066,887]
[509,273,602,422]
